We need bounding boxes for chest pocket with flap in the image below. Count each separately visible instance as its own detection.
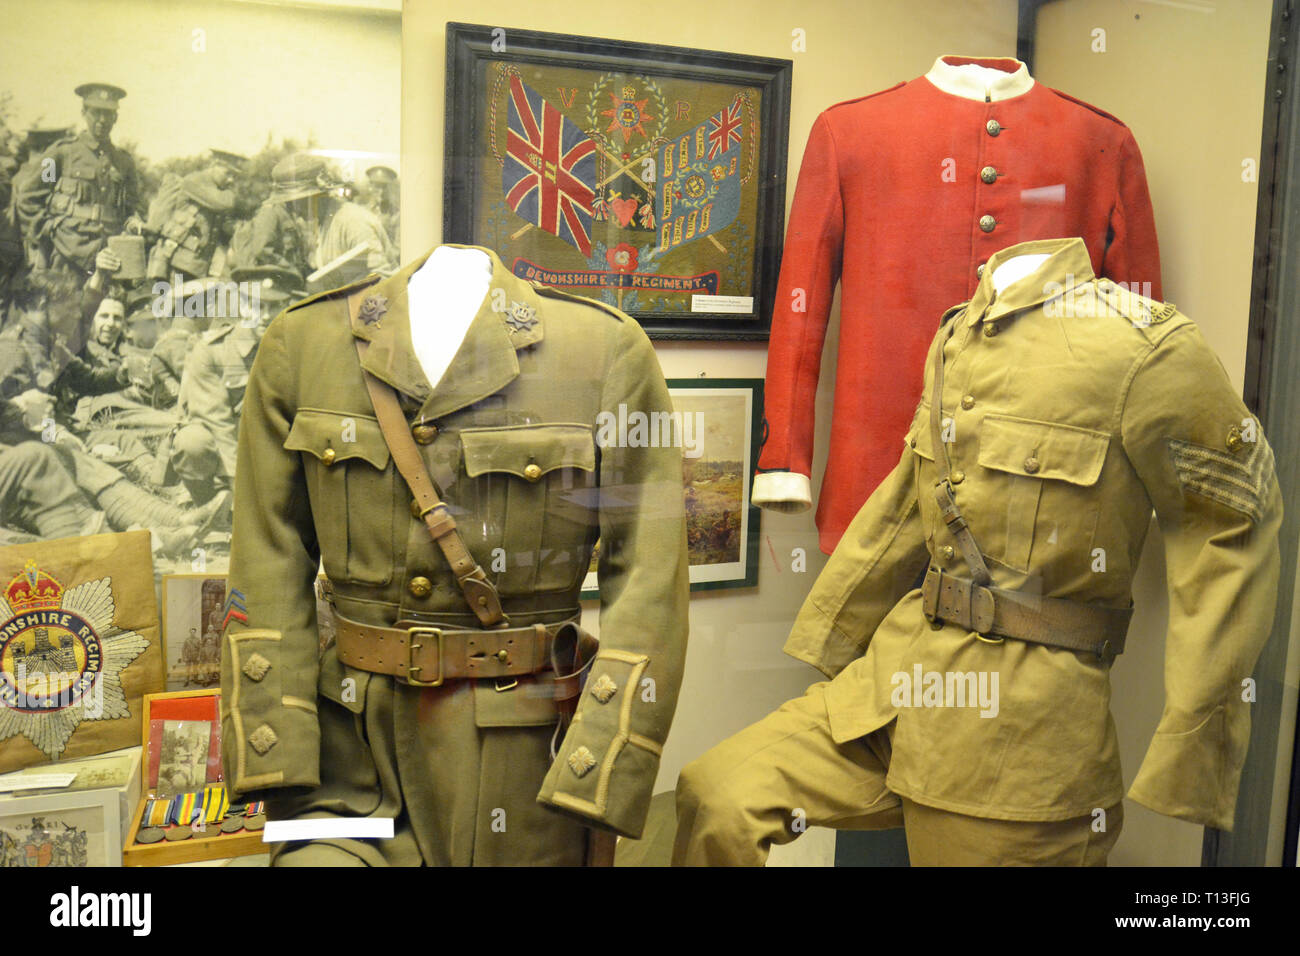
[458,423,597,594]
[976,414,1110,571]
[285,409,395,586]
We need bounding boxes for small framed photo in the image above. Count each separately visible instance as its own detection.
[445,22,792,340]
[161,575,229,692]
[0,787,122,867]
[124,690,263,866]
[584,378,763,596]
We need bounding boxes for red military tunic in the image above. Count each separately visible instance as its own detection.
[756,56,1162,552]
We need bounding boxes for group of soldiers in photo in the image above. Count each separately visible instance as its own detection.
[0,83,400,567]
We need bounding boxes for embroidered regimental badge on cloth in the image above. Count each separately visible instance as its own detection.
[0,560,148,761]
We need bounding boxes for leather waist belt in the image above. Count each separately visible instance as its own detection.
[921,566,1131,661]
[332,606,583,688]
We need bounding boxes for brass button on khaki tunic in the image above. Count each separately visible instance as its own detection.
[675,237,1281,865]
[220,245,689,865]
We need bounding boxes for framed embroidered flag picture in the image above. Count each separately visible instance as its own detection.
[445,22,792,340]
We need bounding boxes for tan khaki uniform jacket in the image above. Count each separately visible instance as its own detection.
[220,245,688,839]
[785,237,1282,829]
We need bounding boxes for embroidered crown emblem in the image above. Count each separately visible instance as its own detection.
[6,561,63,614]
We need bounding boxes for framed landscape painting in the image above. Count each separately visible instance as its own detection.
[584,378,762,597]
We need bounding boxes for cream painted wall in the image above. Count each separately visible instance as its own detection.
[2,0,401,165]
[402,0,1275,866]
[1035,0,1274,867]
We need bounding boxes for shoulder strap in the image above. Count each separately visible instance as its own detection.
[346,293,508,628]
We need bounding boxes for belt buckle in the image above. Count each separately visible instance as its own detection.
[971,584,1001,643]
[922,566,942,624]
[406,627,444,687]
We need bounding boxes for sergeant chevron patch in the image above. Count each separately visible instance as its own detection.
[1167,436,1275,522]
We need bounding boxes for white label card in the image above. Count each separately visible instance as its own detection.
[262,817,395,843]
[691,294,754,314]
[0,773,77,792]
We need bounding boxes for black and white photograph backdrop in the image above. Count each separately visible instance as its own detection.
[0,0,401,575]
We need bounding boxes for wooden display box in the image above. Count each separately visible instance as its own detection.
[123,689,264,866]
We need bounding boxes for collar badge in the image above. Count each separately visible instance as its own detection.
[358,294,388,327]
[505,301,538,332]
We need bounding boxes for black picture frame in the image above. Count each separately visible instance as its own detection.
[444,22,792,340]
[583,377,763,597]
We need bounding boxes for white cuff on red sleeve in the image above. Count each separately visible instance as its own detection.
[752,471,812,514]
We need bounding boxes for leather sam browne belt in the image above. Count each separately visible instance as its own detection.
[348,289,508,630]
[924,312,1131,663]
[331,605,591,689]
[921,567,1130,661]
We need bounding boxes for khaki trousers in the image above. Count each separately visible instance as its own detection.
[267,676,590,866]
[673,681,1122,866]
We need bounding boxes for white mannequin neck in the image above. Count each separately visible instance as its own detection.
[992,253,1051,294]
[407,246,492,388]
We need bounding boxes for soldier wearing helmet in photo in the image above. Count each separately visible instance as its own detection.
[228,152,328,279]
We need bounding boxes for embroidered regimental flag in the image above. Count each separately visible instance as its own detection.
[503,73,597,257]
[656,93,746,253]
[0,530,163,773]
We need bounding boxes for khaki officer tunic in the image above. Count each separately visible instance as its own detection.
[14,130,138,275]
[220,245,688,864]
[675,237,1281,865]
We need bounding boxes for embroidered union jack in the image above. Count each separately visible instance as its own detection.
[706,96,744,160]
[503,74,597,257]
